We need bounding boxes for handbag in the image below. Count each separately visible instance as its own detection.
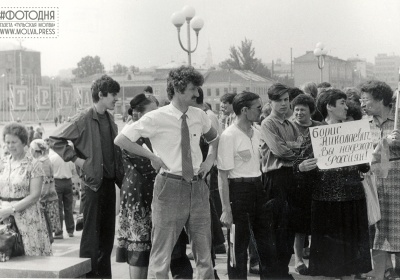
[362,173,381,225]
[0,216,25,262]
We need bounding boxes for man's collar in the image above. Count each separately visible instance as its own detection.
[270,112,288,124]
[168,103,195,120]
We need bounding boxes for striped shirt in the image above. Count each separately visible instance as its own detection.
[260,113,301,173]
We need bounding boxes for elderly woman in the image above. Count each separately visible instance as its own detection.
[294,89,371,279]
[30,139,62,240]
[360,80,400,280]
[0,123,52,256]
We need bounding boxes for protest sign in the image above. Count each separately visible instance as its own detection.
[310,119,374,169]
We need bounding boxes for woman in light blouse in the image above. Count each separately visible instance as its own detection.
[0,123,52,257]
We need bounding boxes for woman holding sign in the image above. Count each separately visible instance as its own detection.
[360,80,400,280]
[294,89,371,279]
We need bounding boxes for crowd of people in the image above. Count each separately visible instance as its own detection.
[1,66,400,280]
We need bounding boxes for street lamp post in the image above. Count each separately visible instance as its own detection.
[171,6,204,66]
[313,42,328,83]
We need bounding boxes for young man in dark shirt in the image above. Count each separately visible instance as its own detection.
[49,75,123,279]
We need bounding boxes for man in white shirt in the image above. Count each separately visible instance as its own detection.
[114,66,219,279]
[220,93,237,131]
[218,91,270,279]
[49,147,76,238]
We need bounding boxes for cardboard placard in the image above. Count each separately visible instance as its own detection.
[310,119,374,169]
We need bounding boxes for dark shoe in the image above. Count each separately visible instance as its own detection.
[385,268,400,280]
[76,215,83,231]
[187,251,194,260]
[54,233,63,239]
[68,232,74,237]
[249,264,260,274]
[295,263,309,275]
[214,244,226,254]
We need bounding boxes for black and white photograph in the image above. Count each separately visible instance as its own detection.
[0,0,400,279]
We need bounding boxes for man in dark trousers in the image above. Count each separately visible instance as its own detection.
[49,75,123,279]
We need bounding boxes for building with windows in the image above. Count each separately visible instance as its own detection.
[0,47,42,86]
[71,67,275,115]
[294,51,354,88]
[0,45,42,122]
[374,53,400,90]
[202,69,275,111]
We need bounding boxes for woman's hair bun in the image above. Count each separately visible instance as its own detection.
[130,93,147,110]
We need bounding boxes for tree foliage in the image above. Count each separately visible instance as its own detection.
[113,63,129,75]
[129,65,140,73]
[72,55,105,79]
[219,38,271,78]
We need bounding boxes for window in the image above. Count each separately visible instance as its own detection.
[245,87,250,91]
[233,88,237,93]
[224,88,228,94]
[207,88,211,96]
[216,88,220,96]
[216,103,220,111]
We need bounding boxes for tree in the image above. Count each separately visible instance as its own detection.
[219,38,271,78]
[72,55,105,79]
[113,63,128,75]
[129,65,140,73]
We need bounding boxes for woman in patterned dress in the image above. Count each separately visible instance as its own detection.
[30,139,62,240]
[360,80,400,280]
[0,123,52,257]
[115,93,158,279]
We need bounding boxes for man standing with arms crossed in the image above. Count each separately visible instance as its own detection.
[218,91,270,279]
[114,66,219,279]
[260,83,301,280]
[50,75,123,279]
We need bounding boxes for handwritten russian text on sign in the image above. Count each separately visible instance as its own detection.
[310,119,374,169]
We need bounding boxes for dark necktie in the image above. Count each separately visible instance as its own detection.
[181,113,194,182]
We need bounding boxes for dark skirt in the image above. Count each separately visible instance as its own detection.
[287,183,312,234]
[309,199,372,277]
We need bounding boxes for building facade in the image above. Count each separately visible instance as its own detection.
[374,53,400,90]
[294,51,354,88]
[71,67,275,115]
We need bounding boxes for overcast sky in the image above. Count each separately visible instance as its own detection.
[1,0,400,76]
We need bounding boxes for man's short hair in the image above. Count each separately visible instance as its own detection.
[344,87,361,105]
[317,88,347,119]
[268,83,290,101]
[291,94,316,114]
[300,82,318,100]
[232,91,260,116]
[91,75,120,103]
[288,87,304,102]
[317,82,332,89]
[346,100,363,120]
[196,87,204,105]
[220,93,237,104]
[359,80,393,107]
[144,86,153,94]
[167,66,204,100]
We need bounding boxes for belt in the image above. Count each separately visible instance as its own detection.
[54,177,72,180]
[229,176,261,183]
[161,173,200,182]
[0,197,24,202]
